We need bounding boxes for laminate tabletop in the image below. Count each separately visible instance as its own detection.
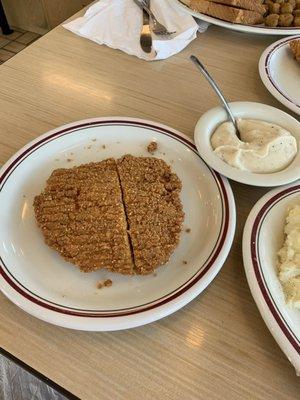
[0,8,299,400]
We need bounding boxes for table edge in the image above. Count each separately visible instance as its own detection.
[0,347,80,400]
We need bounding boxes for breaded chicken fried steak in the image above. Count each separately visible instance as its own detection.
[34,155,184,275]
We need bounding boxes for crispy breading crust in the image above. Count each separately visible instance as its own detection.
[34,156,184,275]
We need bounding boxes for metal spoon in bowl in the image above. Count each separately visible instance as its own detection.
[190,55,241,140]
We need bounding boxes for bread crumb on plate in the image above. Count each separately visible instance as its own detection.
[147,141,158,154]
[97,279,113,289]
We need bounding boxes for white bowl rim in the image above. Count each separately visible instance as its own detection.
[194,101,300,187]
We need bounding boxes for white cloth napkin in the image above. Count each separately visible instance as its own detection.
[63,0,204,61]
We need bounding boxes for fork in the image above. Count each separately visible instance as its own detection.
[139,0,176,36]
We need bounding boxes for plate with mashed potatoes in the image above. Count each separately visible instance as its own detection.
[243,182,300,374]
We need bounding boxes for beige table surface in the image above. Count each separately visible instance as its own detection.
[0,9,300,400]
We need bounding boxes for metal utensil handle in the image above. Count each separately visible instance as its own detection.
[133,0,152,53]
[133,0,154,26]
[190,55,237,127]
[132,0,144,11]
[140,0,154,18]
[141,10,152,53]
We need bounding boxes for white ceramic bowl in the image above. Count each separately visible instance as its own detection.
[194,102,300,187]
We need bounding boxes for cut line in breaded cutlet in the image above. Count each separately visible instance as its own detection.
[34,155,184,275]
[117,155,184,275]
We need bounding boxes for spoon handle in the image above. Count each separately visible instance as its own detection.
[190,55,238,130]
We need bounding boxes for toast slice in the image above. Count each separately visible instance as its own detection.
[182,0,264,24]
[208,0,265,13]
[181,0,264,13]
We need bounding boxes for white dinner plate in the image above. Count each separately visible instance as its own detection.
[173,0,300,35]
[243,182,300,374]
[259,36,300,116]
[0,117,236,331]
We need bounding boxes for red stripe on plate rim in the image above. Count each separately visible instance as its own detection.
[0,119,231,318]
[250,184,300,354]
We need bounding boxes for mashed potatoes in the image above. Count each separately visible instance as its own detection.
[278,204,300,309]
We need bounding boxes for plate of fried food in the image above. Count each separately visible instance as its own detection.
[243,181,300,374]
[174,0,300,34]
[259,36,300,115]
[0,117,235,331]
